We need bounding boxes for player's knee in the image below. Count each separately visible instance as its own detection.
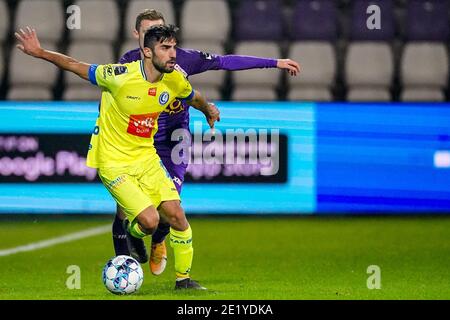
[138,211,159,234]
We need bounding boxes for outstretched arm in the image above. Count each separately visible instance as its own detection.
[185,90,220,129]
[219,55,300,76]
[15,27,90,81]
[177,48,301,77]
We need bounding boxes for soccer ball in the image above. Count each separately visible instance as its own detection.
[102,255,144,295]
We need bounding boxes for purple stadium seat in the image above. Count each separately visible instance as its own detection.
[235,0,283,41]
[350,0,395,41]
[406,0,449,41]
[291,0,338,41]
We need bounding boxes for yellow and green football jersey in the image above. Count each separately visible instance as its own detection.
[86,60,194,168]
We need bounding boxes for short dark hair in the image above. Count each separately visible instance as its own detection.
[135,9,165,31]
[143,24,179,50]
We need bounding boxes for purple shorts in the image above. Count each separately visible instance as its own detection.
[159,154,187,194]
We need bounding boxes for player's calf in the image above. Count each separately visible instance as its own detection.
[122,219,149,263]
[160,200,195,280]
[123,206,160,264]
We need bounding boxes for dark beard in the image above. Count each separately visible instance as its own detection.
[152,57,175,73]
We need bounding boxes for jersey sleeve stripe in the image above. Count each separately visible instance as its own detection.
[180,89,195,101]
[88,64,99,85]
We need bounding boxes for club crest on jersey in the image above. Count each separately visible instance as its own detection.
[159,91,169,105]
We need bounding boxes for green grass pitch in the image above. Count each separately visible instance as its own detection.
[0,215,449,300]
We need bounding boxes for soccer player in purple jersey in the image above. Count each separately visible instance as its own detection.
[113,9,301,277]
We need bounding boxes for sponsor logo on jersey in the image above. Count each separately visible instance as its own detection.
[106,65,113,77]
[148,87,157,96]
[127,113,159,138]
[126,95,141,100]
[159,91,170,105]
[173,176,182,186]
[200,51,213,60]
[174,64,187,77]
[108,175,126,189]
[164,99,185,115]
[114,66,128,75]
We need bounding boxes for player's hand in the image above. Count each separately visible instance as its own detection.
[277,59,300,77]
[15,26,44,58]
[205,102,220,130]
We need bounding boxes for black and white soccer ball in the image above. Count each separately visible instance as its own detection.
[102,255,144,295]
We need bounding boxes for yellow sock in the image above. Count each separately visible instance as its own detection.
[169,225,193,279]
[129,219,146,238]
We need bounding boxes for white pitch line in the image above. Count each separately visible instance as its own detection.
[0,224,111,257]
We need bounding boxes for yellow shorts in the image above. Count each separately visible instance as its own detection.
[98,157,180,223]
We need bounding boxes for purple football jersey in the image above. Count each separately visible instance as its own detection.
[119,47,277,159]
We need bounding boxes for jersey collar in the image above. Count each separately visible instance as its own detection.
[140,60,165,83]
[140,60,147,81]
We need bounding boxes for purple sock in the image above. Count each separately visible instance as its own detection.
[112,214,130,255]
[151,222,170,244]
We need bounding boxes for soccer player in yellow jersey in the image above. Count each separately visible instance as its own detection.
[15,25,219,290]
